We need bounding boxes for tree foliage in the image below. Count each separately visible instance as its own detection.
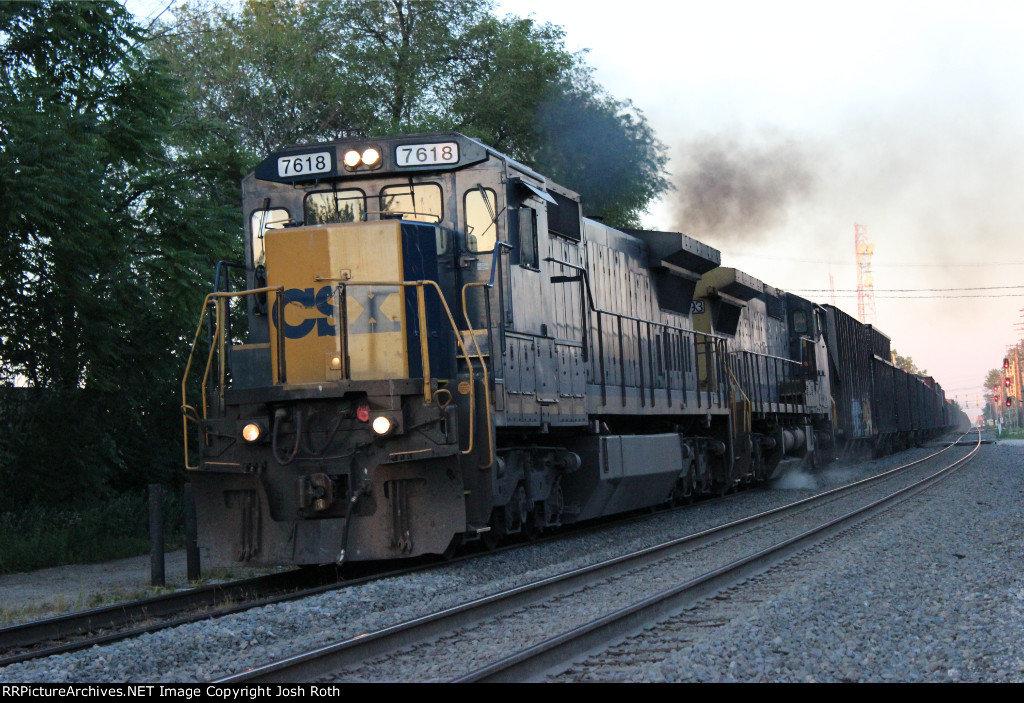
[153,0,668,227]
[890,349,926,376]
[0,1,235,508]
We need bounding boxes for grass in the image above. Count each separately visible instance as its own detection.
[0,586,168,627]
[0,490,185,575]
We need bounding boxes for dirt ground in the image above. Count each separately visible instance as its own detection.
[0,550,203,624]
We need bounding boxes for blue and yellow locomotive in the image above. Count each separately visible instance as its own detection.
[182,132,956,566]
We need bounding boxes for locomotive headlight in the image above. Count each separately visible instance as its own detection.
[361,148,381,166]
[241,422,265,443]
[343,149,362,168]
[371,416,393,436]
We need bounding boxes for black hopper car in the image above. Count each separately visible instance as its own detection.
[181,133,964,566]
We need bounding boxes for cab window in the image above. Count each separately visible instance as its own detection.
[792,310,808,335]
[304,189,366,225]
[464,187,497,252]
[518,207,538,269]
[250,208,289,266]
[380,183,442,223]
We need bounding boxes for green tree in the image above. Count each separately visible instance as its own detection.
[891,348,926,376]
[980,368,1003,424]
[0,1,235,508]
[531,69,669,227]
[983,368,1002,391]
[153,0,669,227]
[983,368,1003,400]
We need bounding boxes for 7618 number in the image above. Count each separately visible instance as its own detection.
[396,142,459,167]
[277,151,332,177]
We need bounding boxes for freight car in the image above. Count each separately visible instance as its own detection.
[821,305,958,456]
[182,132,955,567]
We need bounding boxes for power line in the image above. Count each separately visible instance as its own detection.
[728,253,1024,268]
[823,293,1024,299]
[792,285,1024,293]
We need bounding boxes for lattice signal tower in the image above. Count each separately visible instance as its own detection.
[855,223,876,324]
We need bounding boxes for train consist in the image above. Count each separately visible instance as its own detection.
[182,132,964,566]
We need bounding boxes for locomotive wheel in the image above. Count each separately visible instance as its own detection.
[513,485,529,530]
[481,510,503,551]
[442,534,463,561]
[523,511,542,542]
[481,528,501,551]
[683,463,697,504]
[810,450,821,470]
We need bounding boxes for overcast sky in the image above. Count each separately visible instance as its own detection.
[127,0,1024,412]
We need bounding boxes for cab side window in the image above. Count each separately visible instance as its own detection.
[250,208,289,266]
[464,187,497,252]
[792,310,808,335]
[518,207,538,269]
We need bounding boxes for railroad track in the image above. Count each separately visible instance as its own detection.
[214,430,979,683]
[0,476,740,667]
[0,556,480,667]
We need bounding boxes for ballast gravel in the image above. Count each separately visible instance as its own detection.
[2,435,1020,683]
[555,439,1024,683]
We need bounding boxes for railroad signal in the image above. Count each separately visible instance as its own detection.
[1007,397,1014,407]
[1005,378,1012,387]
[1004,358,1010,369]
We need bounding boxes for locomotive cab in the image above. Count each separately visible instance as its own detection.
[183,134,507,564]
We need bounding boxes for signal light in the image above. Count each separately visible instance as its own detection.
[1007,397,1014,407]
[1004,358,1010,369]
[1006,378,1012,387]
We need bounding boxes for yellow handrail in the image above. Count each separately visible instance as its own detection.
[460,282,495,470]
[181,286,282,470]
[724,363,752,434]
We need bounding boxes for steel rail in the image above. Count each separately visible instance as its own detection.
[214,432,974,683]
[0,556,480,668]
[0,568,342,666]
[456,430,982,682]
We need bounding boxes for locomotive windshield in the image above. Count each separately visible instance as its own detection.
[304,189,366,225]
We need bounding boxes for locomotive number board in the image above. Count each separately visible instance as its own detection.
[277,151,333,178]
[395,142,460,167]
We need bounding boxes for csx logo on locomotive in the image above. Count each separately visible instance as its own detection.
[271,286,401,339]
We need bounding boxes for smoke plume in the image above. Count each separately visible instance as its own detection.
[670,132,819,244]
